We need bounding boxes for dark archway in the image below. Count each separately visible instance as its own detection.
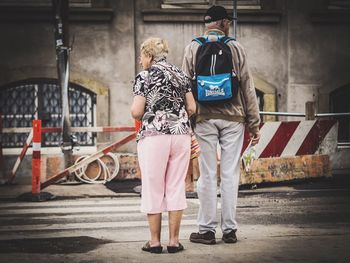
[330,84,350,143]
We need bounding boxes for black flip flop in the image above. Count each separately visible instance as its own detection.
[167,243,184,253]
[142,241,163,254]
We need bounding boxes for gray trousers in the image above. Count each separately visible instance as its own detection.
[194,119,244,234]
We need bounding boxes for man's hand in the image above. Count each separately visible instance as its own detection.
[250,131,261,146]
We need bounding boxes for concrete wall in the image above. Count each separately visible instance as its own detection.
[68,1,137,152]
[286,2,350,114]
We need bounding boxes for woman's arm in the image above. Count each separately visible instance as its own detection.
[185,92,196,117]
[131,95,146,120]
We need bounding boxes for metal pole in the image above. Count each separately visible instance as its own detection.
[232,0,237,39]
[52,0,73,172]
[259,111,306,117]
[316,112,350,117]
[0,113,4,181]
[259,111,350,117]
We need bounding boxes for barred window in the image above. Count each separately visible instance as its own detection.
[0,0,92,7]
[0,79,96,148]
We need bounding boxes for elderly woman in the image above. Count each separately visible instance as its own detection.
[131,37,196,254]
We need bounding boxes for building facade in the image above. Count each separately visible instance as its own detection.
[0,0,349,178]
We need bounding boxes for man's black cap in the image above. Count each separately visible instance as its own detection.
[204,5,233,23]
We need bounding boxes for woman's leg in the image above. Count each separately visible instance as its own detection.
[148,213,162,246]
[168,210,183,246]
[165,134,191,246]
[137,136,170,214]
[137,136,171,247]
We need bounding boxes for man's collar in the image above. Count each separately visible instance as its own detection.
[204,28,225,36]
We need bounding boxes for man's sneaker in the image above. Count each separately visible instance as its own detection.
[189,231,216,245]
[222,229,237,243]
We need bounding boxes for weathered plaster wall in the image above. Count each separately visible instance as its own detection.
[68,1,136,151]
[286,2,350,114]
[0,0,349,177]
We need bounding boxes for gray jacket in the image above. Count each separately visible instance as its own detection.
[182,29,260,134]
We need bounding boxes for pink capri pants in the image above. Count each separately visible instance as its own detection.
[137,134,191,214]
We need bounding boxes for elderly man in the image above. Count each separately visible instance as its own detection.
[182,5,261,245]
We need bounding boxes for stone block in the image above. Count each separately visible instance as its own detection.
[240,154,331,185]
[116,154,141,180]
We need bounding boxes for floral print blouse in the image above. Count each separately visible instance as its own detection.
[133,59,192,141]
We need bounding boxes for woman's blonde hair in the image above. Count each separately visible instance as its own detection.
[141,37,169,62]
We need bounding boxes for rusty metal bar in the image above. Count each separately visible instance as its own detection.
[2,126,136,134]
[7,129,33,183]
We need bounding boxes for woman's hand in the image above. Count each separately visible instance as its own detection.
[185,92,196,117]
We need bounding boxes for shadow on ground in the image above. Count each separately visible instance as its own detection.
[239,174,350,191]
[104,176,350,198]
[105,179,141,194]
[0,236,112,254]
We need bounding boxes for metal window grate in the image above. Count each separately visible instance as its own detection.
[0,0,92,7]
[0,79,96,148]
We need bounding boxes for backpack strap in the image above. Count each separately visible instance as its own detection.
[193,36,235,45]
[220,36,236,44]
[192,37,206,46]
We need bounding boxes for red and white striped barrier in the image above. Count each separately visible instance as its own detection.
[7,129,33,183]
[3,126,136,184]
[40,132,136,189]
[4,119,338,191]
[32,120,41,195]
[242,119,337,158]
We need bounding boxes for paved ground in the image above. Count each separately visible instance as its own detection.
[0,176,350,263]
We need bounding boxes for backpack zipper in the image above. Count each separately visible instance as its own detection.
[200,77,230,85]
[210,54,217,76]
[213,54,216,75]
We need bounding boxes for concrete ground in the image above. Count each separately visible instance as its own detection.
[0,176,349,263]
